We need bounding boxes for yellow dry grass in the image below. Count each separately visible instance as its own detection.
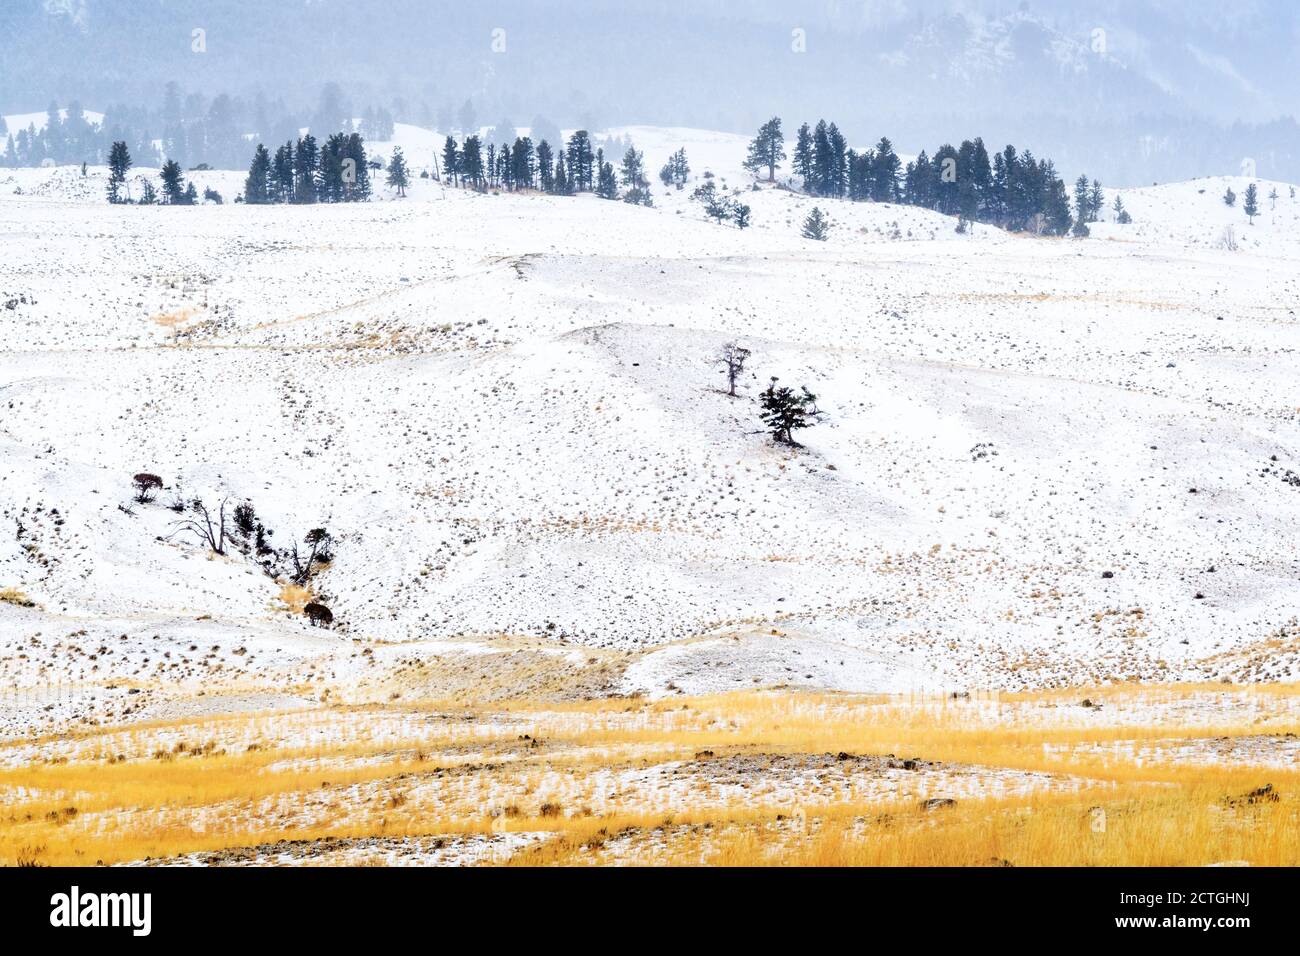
[2,683,1296,867]
[0,587,36,608]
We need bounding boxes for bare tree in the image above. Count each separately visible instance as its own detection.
[290,527,335,584]
[166,497,232,555]
[715,342,752,397]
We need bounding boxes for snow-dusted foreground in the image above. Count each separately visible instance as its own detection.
[2,141,1300,723]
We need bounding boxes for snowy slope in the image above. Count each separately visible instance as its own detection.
[3,128,1300,712]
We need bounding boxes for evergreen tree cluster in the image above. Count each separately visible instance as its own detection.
[243,132,371,204]
[776,118,1080,236]
[437,128,673,209]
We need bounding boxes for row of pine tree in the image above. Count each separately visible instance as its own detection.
[745,116,1081,235]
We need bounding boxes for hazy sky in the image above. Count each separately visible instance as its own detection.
[3,1,1299,182]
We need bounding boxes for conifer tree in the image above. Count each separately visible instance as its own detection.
[1223,186,1236,206]
[870,137,901,202]
[159,158,186,204]
[441,135,459,185]
[294,134,319,203]
[567,131,594,192]
[510,137,535,190]
[536,140,554,192]
[138,179,157,204]
[107,140,132,204]
[1243,182,1258,223]
[595,150,618,199]
[1073,174,1091,224]
[744,117,785,182]
[801,206,828,240]
[460,135,483,189]
[243,143,271,204]
[317,133,348,202]
[553,149,569,195]
[759,378,822,446]
[345,132,371,200]
[271,142,295,202]
[793,122,814,183]
[619,146,648,190]
[387,145,410,196]
[1112,194,1131,224]
[1088,179,1104,221]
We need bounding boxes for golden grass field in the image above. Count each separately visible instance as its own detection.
[2,681,1297,866]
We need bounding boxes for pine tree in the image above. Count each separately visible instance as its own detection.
[243,143,271,204]
[460,135,483,189]
[1112,194,1132,224]
[387,146,410,196]
[183,181,198,205]
[317,133,348,202]
[159,158,186,204]
[793,122,814,183]
[1073,174,1091,225]
[294,134,319,203]
[733,203,751,229]
[870,137,900,202]
[759,378,822,446]
[1088,179,1104,222]
[619,146,647,190]
[271,142,295,203]
[536,140,554,192]
[567,131,594,192]
[107,140,132,204]
[511,137,535,190]
[345,133,371,201]
[1223,186,1236,207]
[554,149,569,195]
[138,179,158,205]
[801,206,828,240]
[1243,182,1258,223]
[4,135,17,168]
[441,135,459,185]
[743,117,785,182]
[595,152,618,200]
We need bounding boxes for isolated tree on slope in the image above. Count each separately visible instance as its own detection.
[387,146,410,196]
[744,117,785,182]
[1112,194,1131,224]
[1243,182,1258,224]
[760,378,822,446]
[715,342,751,396]
[107,140,132,204]
[1223,186,1236,207]
[801,206,828,240]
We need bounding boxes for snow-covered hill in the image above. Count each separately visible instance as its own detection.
[3,127,1299,723]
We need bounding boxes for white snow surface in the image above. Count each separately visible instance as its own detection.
[2,125,1300,699]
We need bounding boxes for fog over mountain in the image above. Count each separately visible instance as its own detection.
[3,0,1299,183]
